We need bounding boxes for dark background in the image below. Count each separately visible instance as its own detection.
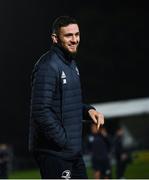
[0,0,148,158]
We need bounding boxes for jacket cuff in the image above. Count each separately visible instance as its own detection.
[83,104,96,120]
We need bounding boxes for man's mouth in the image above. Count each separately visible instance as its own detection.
[68,44,77,49]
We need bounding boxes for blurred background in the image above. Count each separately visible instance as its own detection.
[0,0,148,178]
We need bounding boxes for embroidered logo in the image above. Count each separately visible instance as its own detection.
[61,71,67,84]
[63,79,67,84]
[61,71,66,78]
[61,170,71,179]
[75,67,79,75]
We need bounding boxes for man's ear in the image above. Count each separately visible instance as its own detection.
[51,33,58,43]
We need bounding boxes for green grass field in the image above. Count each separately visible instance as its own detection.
[9,150,149,179]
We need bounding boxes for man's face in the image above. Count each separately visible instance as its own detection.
[54,24,80,54]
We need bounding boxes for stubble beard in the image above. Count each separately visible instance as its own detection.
[59,43,79,58]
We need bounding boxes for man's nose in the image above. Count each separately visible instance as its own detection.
[71,35,77,43]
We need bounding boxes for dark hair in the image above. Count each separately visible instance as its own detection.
[51,16,78,35]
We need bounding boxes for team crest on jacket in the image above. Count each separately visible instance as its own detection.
[61,71,67,84]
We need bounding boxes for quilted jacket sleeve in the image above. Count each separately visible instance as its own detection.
[31,61,67,148]
[82,104,96,120]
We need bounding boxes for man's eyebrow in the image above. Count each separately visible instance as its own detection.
[64,32,80,36]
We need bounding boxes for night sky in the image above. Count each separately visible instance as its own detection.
[0,0,148,156]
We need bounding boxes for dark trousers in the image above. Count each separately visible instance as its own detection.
[116,160,128,179]
[34,152,88,179]
[0,163,8,179]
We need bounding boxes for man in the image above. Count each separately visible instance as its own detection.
[90,124,111,179]
[0,144,10,179]
[29,16,104,179]
[114,127,132,179]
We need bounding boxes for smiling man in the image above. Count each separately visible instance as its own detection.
[52,23,80,54]
[29,16,104,179]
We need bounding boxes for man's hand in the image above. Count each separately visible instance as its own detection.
[88,109,104,130]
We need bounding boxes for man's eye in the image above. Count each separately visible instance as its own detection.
[65,34,72,37]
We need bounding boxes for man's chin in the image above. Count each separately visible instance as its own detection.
[68,48,78,54]
[58,44,78,57]
[65,49,77,59]
[69,50,77,55]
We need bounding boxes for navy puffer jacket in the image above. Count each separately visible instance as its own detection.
[29,45,95,160]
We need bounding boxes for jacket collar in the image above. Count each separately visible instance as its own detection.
[51,44,76,65]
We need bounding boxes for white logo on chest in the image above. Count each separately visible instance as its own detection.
[75,67,79,75]
[61,71,67,84]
